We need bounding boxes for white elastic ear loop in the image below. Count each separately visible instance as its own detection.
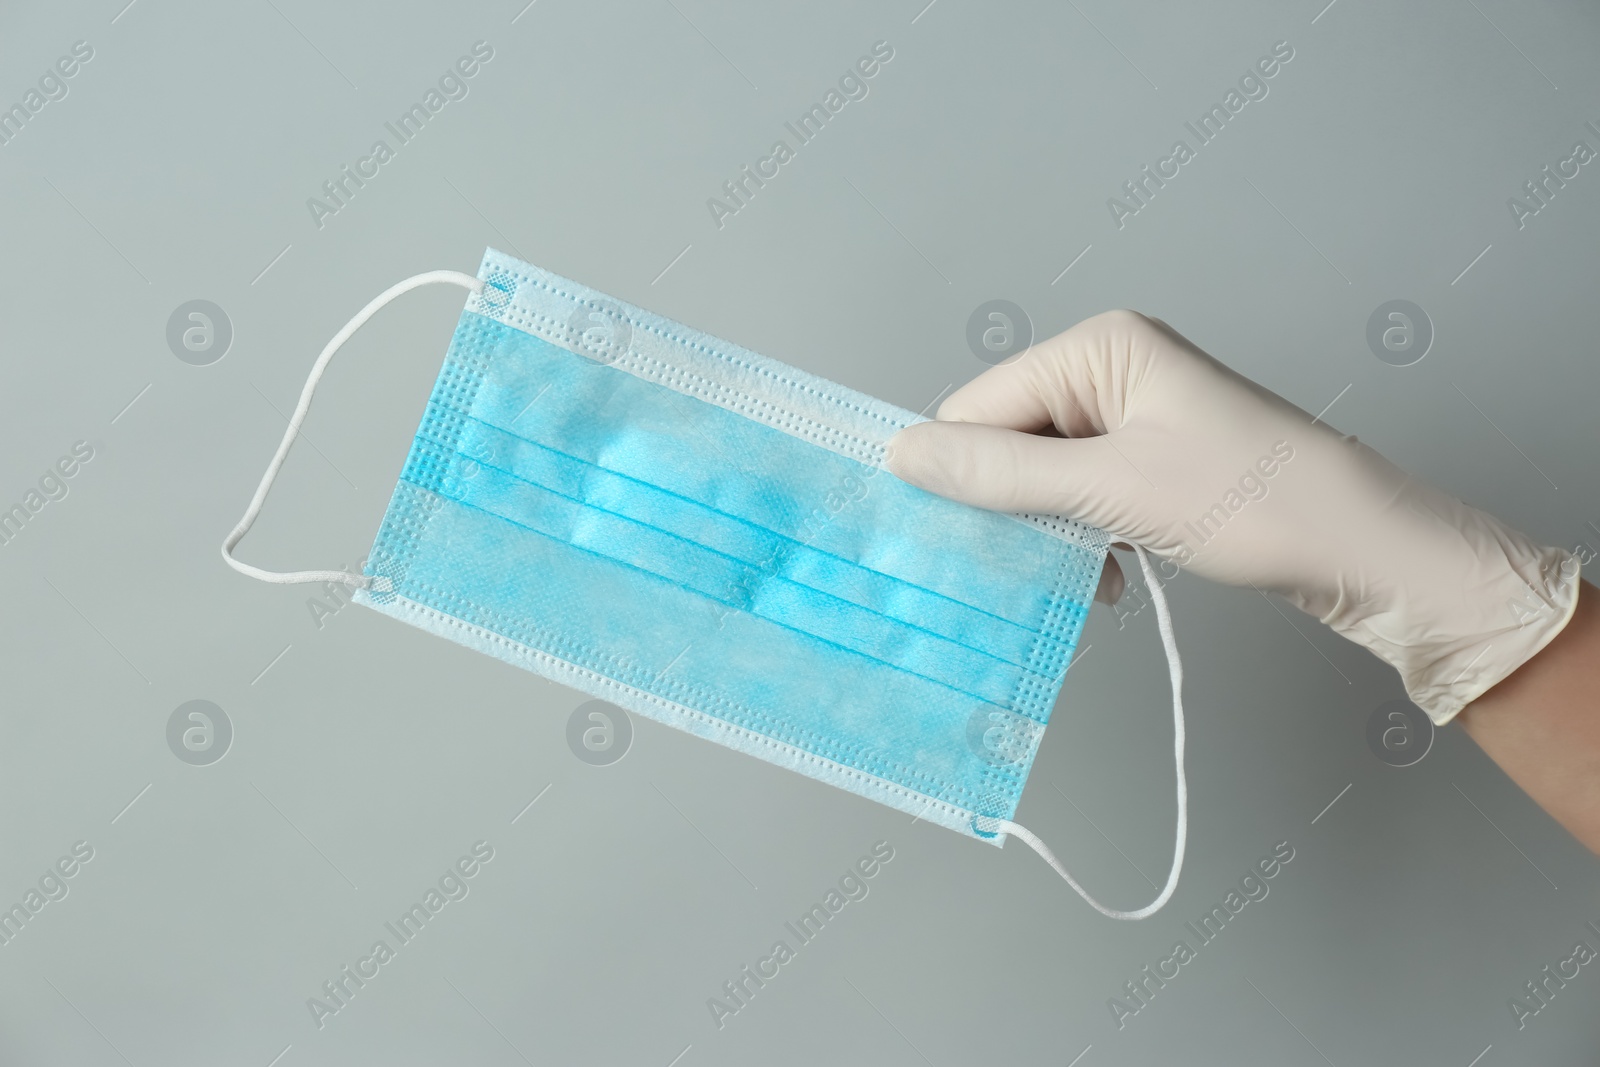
[979,544,1187,921]
[220,269,483,589]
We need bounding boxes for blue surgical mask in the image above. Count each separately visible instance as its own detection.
[223,248,1187,920]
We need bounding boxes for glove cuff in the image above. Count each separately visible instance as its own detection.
[1336,540,1582,726]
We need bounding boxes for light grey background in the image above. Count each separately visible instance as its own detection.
[2,1,1598,1064]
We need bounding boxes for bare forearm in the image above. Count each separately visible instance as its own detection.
[1457,579,1600,854]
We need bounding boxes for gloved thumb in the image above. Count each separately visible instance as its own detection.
[885,420,1127,521]
[885,420,1135,603]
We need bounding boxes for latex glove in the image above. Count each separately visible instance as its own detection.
[886,309,1580,725]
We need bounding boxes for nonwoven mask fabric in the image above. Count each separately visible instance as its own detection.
[222,248,1188,920]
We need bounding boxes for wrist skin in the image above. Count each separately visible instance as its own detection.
[1457,579,1600,855]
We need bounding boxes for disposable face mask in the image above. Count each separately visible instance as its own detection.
[223,249,1187,920]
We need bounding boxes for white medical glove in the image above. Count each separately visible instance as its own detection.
[886,309,1580,725]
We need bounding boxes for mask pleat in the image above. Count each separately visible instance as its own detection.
[401,430,1039,709]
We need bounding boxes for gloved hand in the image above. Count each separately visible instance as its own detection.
[886,309,1580,725]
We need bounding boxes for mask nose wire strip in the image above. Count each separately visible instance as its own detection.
[982,544,1187,920]
[220,269,484,589]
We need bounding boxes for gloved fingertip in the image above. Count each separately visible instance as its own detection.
[1094,555,1126,606]
[932,396,963,422]
[882,423,929,481]
[882,423,958,497]
[935,390,983,424]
